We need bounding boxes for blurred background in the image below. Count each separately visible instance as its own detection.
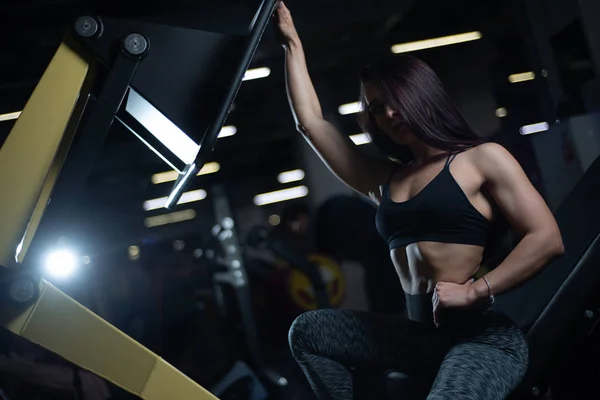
[0,0,599,399]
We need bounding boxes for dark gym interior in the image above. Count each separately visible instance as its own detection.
[1,0,600,399]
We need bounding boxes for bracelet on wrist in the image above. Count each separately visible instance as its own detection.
[482,276,495,306]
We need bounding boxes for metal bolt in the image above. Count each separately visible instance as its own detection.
[123,33,149,56]
[584,309,594,319]
[531,387,540,396]
[75,16,98,38]
[9,278,35,304]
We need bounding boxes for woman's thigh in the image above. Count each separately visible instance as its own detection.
[289,308,447,375]
[428,313,529,400]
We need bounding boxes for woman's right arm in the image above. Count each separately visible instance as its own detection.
[277,3,392,199]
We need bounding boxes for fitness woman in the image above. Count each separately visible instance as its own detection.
[274,2,564,399]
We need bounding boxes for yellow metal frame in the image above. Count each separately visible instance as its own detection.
[0,38,218,399]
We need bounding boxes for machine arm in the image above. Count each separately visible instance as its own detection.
[0,1,279,398]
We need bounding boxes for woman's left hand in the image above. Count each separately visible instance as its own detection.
[432,279,477,328]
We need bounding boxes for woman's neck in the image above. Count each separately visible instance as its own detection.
[408,142,448,165]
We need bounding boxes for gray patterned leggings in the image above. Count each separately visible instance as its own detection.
[288,308,529,399]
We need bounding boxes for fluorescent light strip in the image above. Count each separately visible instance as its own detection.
[350,133,371,146]
[391,31,482,54]
[254,186,309,206]
[338,102,363,115]
[145,209,197,228]
[218,125,237,138]
[126,89,200,164]
[520,122,549,135]
[151,162,221,184]
[508,72,535,83]
[278,169,305,184]
[0,111,22,122]
[243,67,271,81]
[144,189,207,211]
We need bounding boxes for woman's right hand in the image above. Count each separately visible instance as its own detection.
[273,2,299,46]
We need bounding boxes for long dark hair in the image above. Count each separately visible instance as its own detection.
[358,55,482,163]
[357,55,512,268]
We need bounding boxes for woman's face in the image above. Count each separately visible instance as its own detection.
[362,81,417,146]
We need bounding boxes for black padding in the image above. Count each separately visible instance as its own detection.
[523,235,600,392]
[494,156,600,331]
[493,156,600,394]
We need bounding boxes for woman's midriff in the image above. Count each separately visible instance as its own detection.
[390,241,485,295]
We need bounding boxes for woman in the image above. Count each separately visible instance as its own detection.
[274,2,565,400]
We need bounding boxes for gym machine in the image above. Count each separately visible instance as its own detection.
[0,1,277,398]
[205,185,286,399]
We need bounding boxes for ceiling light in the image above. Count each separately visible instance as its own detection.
[520,122,549,135]
[143,189,207,211]
[253,186,309,206]
[144,209,197,228]
[495,107,508,118]
[0,111,22,122]
[151,162,220,184]
[269,215,281,226]
[508,72,535,83]
[350,133,371,146]
[391,31,482,54]
[338,102,363,115]
[277,169,305,184]
[218,125,237,138]
[243,67,271,81]
[128,245,140,260]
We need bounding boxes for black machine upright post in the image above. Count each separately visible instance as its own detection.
[210,185,288,389]
[25,28,146,268]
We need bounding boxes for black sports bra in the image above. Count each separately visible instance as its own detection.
[375,152,491,250]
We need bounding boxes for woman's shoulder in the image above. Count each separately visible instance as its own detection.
[463,142,514,164]
[463,142,520,177]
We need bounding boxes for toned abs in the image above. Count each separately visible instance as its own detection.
[384,150,494,294]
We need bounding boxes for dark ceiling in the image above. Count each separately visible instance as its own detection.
[0,0,530,255]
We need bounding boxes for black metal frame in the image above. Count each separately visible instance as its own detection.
[165,0,279,208]
[25,37,141,270]
[25,0,280,270]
